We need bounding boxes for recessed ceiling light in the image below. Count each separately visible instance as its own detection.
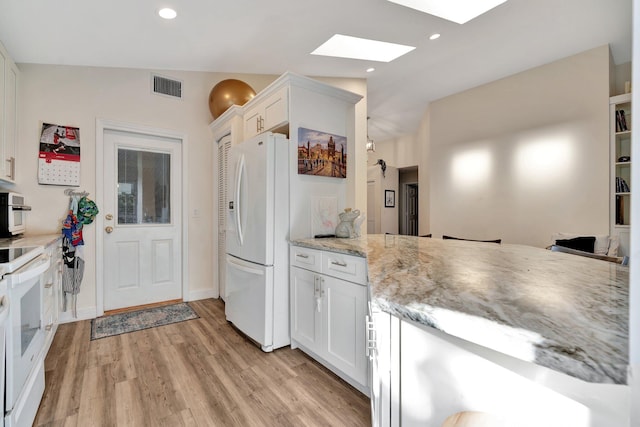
[429,33,441,40]
[311,34,415,63]
[158,8,177,19]
[366,67,376,73]
[386,0,508,24]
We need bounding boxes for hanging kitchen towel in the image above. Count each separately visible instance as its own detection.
[62,210,83,246]
[61,236,84,317]
[78,196,99,225]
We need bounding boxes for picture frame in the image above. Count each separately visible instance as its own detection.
[297,127,347,178]
[385,190,395,208]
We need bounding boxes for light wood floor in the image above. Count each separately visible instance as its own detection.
[34,299,371,426]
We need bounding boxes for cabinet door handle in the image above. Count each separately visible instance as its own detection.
[330,260,348,267]
[256,117,260,133]
[6,157,14,179]
[45,282,53,289]
[366,316,377,359]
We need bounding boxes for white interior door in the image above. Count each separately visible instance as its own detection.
[367,180,376,234]
[103,129,182,311]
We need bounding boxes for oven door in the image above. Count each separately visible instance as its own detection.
[5,254,50,409]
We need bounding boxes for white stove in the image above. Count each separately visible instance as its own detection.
[0,246,44,274]
[0,243,48,427]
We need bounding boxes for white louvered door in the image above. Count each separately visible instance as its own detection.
[218,135,231,300]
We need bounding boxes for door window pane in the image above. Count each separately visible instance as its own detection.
[118,149,171,224]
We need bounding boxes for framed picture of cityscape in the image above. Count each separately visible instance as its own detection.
[297,127,347,178]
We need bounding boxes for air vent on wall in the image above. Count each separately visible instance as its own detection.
[152,74,182,99]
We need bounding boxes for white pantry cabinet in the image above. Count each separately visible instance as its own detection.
[0,40,18,183]
[290,246,368,394]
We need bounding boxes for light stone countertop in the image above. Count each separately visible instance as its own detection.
[290,234,629,385]
[0,233,61,248]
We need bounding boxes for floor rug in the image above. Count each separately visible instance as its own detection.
[91,302,199,340]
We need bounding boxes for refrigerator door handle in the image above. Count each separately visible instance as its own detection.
[226,255,265,276]
[235,154,246,246]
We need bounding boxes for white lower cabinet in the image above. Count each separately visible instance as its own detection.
[42,238,62,357]
[372,314,630,427]
[290,247,368,395]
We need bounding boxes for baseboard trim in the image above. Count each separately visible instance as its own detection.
[187,289,218,301]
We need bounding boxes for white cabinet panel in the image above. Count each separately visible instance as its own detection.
[42,239,62,357]
[371,316,630,427]
[290,266,321,351]
[290,246,322,271]
[322,251,367,284]
[0,41,18,183]
[323,274,367,386]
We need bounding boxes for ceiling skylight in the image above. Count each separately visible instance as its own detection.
[311,34,415,63]
[387,0,508,24]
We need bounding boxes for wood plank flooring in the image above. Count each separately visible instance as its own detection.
[34,298,371,427]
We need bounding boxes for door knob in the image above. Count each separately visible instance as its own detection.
[105,226,113,233]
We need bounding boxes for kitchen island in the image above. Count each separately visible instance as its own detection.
[290,235,630,427]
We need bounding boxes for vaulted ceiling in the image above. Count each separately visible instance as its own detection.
[0,0,631,141]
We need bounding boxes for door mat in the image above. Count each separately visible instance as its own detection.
[90,302,199,340]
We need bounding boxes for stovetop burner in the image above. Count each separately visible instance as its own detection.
[0,247,39,264]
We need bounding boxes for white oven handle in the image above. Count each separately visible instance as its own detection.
[11,254,51,284]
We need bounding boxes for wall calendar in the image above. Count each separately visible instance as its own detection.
[38,122,81,186]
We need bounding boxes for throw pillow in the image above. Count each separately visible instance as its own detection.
[551,233,610,255]
[555,236,596,253]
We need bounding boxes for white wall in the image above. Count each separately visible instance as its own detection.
[316,78,368,215]
[427,45,611,246]
[367,133,418,169]
[14,63,365,318]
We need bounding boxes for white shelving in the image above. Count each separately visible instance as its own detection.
[610,93,632,256]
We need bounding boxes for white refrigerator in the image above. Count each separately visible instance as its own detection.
[225,132,290,352]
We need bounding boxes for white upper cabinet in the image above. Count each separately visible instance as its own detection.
[0,41,18,183]
[243,86,288,139]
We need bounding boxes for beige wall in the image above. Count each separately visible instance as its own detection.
[367,133,418,169]
[423,45,611,246]
[14,64,365,319]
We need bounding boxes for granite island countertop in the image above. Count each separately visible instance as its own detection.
[290,234,629,385]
